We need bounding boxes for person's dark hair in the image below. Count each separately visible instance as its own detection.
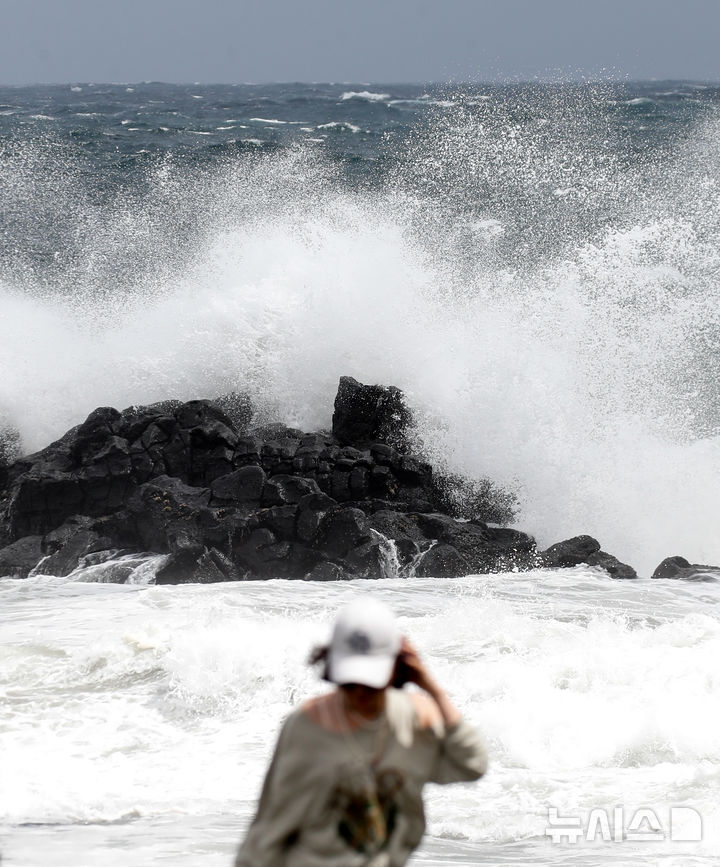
[308,644,332,682]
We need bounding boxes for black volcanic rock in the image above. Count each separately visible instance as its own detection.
[370,506,426,545]
[126,476,215,553]
[653,555,692,579]
[652,556,720,581]
[296,492,338,543]
[262,474,320,507]
[315,507,371,559]
[0,377,642,585]
[541,535,636,579]
[344,538,388,578]
[232,528,322,580]
[155,547,244,584]
[413,513,536,573]
[211,466,266,503]
[586,551,637,580]
[34,516,115,577]
[7,407,134,539]
[369,510,425,566]
[304,561,347,581]
[0,535,44,578]
[332,376,413,451]
[541,535,601,567]
[415,544,468,579]
[174,399,237,433]
[115,400,182,443]
[259,504,298,541]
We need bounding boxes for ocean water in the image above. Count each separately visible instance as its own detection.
[2,82,720,865]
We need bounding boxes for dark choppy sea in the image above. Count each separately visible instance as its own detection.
[1,82,720,865]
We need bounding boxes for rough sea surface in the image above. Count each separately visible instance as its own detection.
[2,82,720,865]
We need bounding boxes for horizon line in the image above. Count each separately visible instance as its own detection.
[2,77,720,88]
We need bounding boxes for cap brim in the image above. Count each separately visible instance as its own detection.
[329,653,395,689]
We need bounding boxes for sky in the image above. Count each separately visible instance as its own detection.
[2,0,720,85]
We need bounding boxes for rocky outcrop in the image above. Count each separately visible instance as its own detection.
[0,378,640,584]
[412,514,537,575]
[651,556,720,581]
[539,535,637,579]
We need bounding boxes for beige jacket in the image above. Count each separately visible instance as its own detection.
[235,688,488,867]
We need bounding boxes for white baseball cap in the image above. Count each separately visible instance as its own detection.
[327,598,401,688]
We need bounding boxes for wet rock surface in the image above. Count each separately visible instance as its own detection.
[0,534,44,578]
[0,378,645,584]
[539,535,637,580]
[651,556,720,582]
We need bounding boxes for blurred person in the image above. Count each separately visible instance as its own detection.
[235,597,488,866]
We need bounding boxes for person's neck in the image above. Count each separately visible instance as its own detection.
[339,689,386,726]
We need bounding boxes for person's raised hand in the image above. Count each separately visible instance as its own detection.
[398,637,439,695]
[398,636,461,727]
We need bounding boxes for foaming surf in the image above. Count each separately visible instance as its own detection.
[341,91,390,102]
[1,572,719,864]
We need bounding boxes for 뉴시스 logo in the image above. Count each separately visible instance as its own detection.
[545,806,703,844]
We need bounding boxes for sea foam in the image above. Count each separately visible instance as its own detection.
[317,121,361,133]
[340,90,389,102]
[1,572,719,862]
